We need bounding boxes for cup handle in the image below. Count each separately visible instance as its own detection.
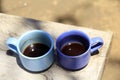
[6,37,18,54]
[90,37,104,55]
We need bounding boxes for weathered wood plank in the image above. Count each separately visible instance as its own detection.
[0,13,112,80]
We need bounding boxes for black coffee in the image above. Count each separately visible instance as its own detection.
[23,43,50,57]
[61,42,86,56]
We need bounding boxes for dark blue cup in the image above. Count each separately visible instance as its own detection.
[56,30,104,70]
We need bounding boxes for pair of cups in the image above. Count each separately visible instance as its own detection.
[6,30,103,72]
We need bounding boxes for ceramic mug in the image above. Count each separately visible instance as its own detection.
[6,30,54,72]
[56,30,104,70]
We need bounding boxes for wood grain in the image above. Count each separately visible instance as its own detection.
[0,13,112,80]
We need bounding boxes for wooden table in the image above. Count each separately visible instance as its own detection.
[0,13,112,80]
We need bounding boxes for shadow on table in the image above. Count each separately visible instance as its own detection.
[23,18,43,30]
[7,18,44,35]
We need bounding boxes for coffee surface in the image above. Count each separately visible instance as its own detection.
[61,42,86,56]
[23,43,49,57]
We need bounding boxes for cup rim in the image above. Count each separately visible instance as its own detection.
[56,30,91,58]
[17,30,54,59]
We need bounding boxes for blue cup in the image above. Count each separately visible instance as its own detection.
[6,30,54,72]
[56,30,104,70]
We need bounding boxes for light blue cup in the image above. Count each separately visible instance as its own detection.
[6,30,54,72]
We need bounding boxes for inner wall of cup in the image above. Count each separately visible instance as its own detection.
[19,32,52,53]
[58,35,90,52]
